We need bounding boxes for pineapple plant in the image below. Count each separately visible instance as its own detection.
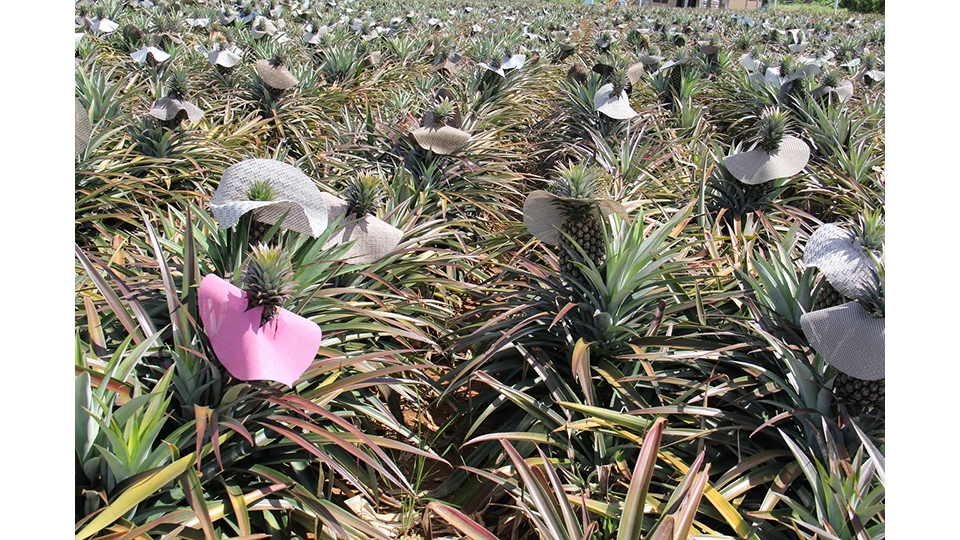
[523,164,623,284]
[803,208,885,409]
[319,173,403,263]
[148,68,203,128]
[242,243,298,328]
[548,164,611,276]
[724,105,810,189]
[710,107,810,222]
[256,52,298,100]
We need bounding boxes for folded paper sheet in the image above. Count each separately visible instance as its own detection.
[199,274,321,387]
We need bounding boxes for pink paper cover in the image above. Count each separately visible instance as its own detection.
[198,274,321,387]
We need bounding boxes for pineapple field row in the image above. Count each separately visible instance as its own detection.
[72,0,887,538]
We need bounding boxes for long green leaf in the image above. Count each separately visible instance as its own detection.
[76,453,196,540]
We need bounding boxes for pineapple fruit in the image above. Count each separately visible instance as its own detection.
[547,164,612,280]
[811,276,884,408]
[243,243,297,328]
[813,208,885,409]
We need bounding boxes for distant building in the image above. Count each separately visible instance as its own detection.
[726,0,763,8]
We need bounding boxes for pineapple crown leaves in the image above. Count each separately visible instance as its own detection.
[343,173,385,219]
[735,32,754,51]
[821,69,843,88]
[756,106,790,153]
[593,62,631,96]
[547,163,612,202]
[429,97,457,126]
[855,206,884,252]
[243,178,278,202]
[243,243,298,326]
[779,54,799,79]
[610,72,630,97]
[268,52,287,67]
[854,249,884,318]
[166,68,190,99]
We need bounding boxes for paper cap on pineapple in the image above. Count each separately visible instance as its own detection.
[198,274,321,387]
[409,124,471,154]
[861,69,885,84]
[211,158,328,236]
[522,190,626,246]
[739,53,761,73]
[811,79,854,103]
[430,55,460,75]
[638,54,665,68]
[76,100,91,156]
[208,47,242,68]
[501,54,526,71]
[626,62,646,86]
[593,83,638,120]
[256,58,298,90]
[218,9,237,25]
[250,16,278,39]
[303,24,329,44]
[319,192,404,263]
[723,136,810,185]
[700,43,720,56]
[409,92,470,154]
[130,46,170,63]
[90,17,119,33]
[800,302,884,380]
[148,96,204,124]
[803,223,876,301]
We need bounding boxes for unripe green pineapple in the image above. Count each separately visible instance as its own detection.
[243,178,278,247]
[811,279,846,312]
[668,62,683,97]
[344,174,385,219]
[832,372,884,408]
[548,164,611,279]
[567,61,589,85]
[243,244,297,327]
